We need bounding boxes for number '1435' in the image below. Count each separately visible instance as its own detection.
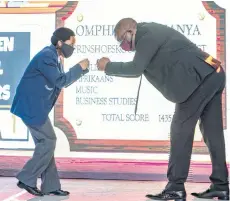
[158,114,173,123]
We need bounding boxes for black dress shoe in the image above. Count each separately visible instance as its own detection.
[191,188,229,200]
[44,189,70,196]
[146,190,186,200]
[17,181,44,196]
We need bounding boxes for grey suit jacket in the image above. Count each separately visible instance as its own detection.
[105,22,215,104]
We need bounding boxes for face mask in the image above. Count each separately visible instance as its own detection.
[120,39,132,51]
[60,43,75,58]
[120,31,134,51]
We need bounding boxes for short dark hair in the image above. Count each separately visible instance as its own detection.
[114,18,137,34]
[51,27,75,46]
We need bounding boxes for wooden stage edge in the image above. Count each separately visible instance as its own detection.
[0,156,229,182]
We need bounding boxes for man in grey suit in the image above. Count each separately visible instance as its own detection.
[97,18,229,200]
[11,27,89,196]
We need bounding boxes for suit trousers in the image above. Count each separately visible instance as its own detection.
[16,118,61,193]
[166,68,229,191]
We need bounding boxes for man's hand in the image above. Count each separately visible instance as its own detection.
[79,58,90,70]
[97,57,110,71]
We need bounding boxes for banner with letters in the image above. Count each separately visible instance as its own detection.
[0,10,56,149]
[0,32,30,143]
[57,0,227,155]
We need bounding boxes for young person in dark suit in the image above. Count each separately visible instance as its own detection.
[11,27,89,197]
[97,18,229,201]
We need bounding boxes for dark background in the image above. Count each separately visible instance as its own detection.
[0,32,30,106]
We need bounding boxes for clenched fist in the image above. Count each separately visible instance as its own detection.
[79,58,90,70]
[97,57,110,71]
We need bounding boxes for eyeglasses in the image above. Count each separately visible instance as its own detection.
[117,31,128,46]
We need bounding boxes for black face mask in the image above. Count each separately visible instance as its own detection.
[60,42,75,58]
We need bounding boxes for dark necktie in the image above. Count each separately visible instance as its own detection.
[134,75,142,115]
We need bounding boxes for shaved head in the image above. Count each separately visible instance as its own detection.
[114,18,137,41]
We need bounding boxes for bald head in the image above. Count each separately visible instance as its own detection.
[114,18,137,41]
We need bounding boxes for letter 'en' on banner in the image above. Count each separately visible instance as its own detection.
[53,1,227,154]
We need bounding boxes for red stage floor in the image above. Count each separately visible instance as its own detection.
[0,177,216,201]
